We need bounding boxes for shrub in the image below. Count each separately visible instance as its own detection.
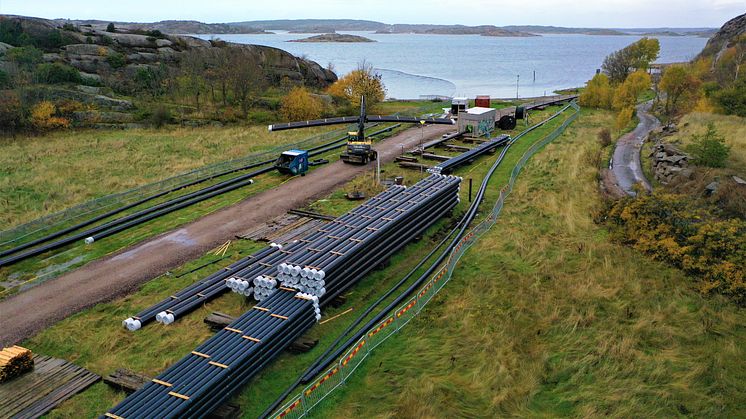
[714,77,746,117]
[686,122,730,168]
[106,23,116,33]
[0,91,27,133]
[280,86,323,121]
[30,101,69,130]
[597,128,612,147]
[33,63,82,84]
[150,105,172,128]
[606,192,746,304]
[0,68,11,88]
[62,23,78,32]
[6,46,43,69]
[106,52,126,69]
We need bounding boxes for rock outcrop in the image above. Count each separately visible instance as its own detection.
[0,15,337,89]
[697,12,746,62]
[650,142,694,185]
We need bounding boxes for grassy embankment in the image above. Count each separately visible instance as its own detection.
[309,108,746,418]
[0,101,442,296]
[24,105,569,417]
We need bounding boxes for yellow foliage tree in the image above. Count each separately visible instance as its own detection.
[615,106,635,130]
[612,70,651,110]
[659,65,702,117]
[327,62,386,113]
[31,101,69,130]
[579,73,613,109]
[280,86,323,121]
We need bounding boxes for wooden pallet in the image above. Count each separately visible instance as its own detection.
[239,213,329,245]
[0,355,100,419]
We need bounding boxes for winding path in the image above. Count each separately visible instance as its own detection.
[611,102,660,195]
[0,124,453,346]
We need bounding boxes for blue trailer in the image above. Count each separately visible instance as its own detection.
[275,149,309,176]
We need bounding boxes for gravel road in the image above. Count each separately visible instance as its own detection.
[0,124,453,346]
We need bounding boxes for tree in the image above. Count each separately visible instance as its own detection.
[280,86,323,121]
[6,46,43,70]
[659,65,701,117]
[106,22,116,33]
[612,70,651,110]
[686,123,730,168]
[225,47,267,118]
[602,37,660,84]
[327,61,386,113]
[615,106,634,130]
[579,73,613,109]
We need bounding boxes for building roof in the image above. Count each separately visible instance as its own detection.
[466,107,495,115]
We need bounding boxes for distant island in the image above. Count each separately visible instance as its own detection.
[51,18,717,38]
[374,24,537,37]
[290,33,376,43]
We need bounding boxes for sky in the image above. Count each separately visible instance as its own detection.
[0,0,743,28]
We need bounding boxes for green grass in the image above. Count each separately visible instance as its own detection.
[305,108,746,418]
[23,106,571,418]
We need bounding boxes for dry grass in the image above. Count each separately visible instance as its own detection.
[668,112,746,174]
[311,109,746,417]
[0,125,335,230]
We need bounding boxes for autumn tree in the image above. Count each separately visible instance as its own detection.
[612,70,651,110]
[280,86,323,121]
[659,65,701,117]
[602,37,660,84]
[579,73,613,109]
[327,61,386,113]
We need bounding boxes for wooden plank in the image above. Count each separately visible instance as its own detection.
[0,354,100,419]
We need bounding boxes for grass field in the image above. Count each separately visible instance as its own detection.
[307,109,746,417]
[0,125,335,231]
[21,106,571,418]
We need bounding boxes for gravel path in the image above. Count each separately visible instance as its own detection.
[611,102,660,195]
[0,124,453,346]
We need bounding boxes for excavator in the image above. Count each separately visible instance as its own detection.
[268,96,455,165]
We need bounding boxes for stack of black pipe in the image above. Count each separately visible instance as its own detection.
[276,174,461,306]
[106,175,460,418]
[428,134,510,175]
[106,288,319,419]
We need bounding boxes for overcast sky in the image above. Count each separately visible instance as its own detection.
[1,0,742,28]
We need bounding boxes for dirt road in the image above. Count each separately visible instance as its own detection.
[0,124,454,346]
[611,102,660,195]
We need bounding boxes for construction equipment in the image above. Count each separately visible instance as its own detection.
[274,149,309,176]
[269,95,455,166]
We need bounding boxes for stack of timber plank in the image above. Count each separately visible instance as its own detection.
[0,345,33,382]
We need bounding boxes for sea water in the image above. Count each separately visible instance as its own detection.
[195,31,708,99]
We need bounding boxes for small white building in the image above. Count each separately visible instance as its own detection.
[457,107,496,138]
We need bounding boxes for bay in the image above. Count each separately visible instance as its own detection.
[195,31,708,99]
